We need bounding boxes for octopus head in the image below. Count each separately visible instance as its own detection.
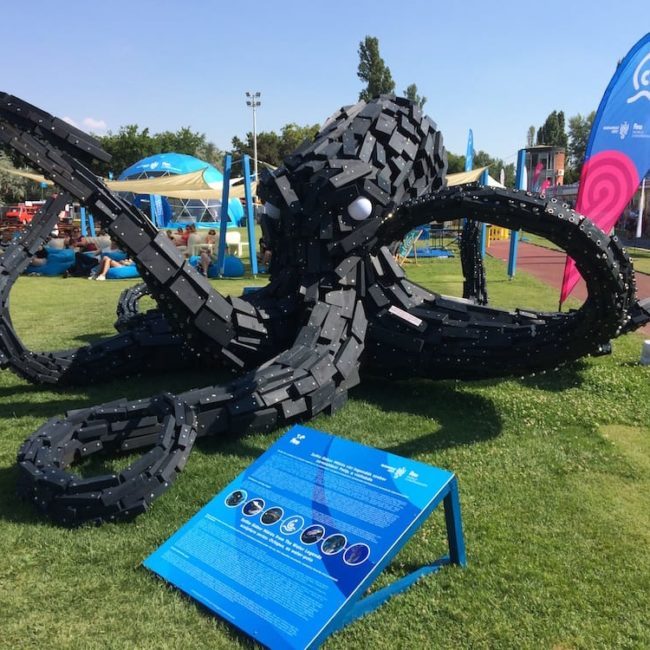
[257,95,448,270]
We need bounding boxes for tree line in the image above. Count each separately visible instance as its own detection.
[0,35,595,204]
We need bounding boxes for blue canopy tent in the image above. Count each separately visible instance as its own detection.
[118,153,244,227]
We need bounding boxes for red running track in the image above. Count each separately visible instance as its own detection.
[487,239,650,335]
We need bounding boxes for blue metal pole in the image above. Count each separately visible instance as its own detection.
[462,129,473,231]
[243,155,258,276]
[480,168,489,257]
[88,213,96,237]
[80,206,87,236]
[508,149,527,278]
[216,153,232,276]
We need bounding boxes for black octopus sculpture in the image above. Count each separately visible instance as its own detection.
[0,93,648,526]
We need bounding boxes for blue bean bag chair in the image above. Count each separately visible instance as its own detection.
[223,255,245,278]
[188,255,244,278]
[102,250,129,262]
[106,264,140,280]
[25,248,75,276]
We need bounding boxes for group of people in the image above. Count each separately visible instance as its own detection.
[62,227,134,280]
[28,222,271,280]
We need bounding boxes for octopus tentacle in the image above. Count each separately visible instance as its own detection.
[17,288,365,525]
[369,185,650,379]
[0,93,287,371]
[459,219,488,305]
[5,90,648,529]
[0,196,192,384]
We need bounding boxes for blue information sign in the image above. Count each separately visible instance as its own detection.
[144,426,465,649]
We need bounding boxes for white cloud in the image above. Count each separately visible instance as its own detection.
[82,117,108,133]
[61,116,108,133]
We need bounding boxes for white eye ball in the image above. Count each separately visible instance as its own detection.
[263,202,280,218]
[347,196,373,221]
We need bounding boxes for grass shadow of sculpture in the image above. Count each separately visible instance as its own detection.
[354,375,503,458]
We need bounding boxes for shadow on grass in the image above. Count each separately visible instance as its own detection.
[355,377,502,457]
[0,464,44,526]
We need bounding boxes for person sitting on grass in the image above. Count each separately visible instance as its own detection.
[198,246,213,276]
[206,228,217,245]
[91,255,134,281]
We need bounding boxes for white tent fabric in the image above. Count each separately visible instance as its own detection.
[446,166,506,188]
[2,163,505,199]
[0,166,54,185]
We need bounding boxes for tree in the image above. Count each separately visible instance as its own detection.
[473,150,515,186]
[403,83,426,108]
[535,110,568,149]
[446,152,466,174]
[565,111,596,183]
[231,123,320,169]
[527,126,535,148]
[97,125,223,177]
[0,152,33,204]
[357,36,395,101]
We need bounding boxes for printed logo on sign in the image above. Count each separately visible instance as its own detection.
[627,52,650,104]
[619,121,630,140]
[290,433,306,446]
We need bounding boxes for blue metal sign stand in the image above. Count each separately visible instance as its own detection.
[144,426,466,649]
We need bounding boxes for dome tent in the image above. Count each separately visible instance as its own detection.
[118,153,243,226]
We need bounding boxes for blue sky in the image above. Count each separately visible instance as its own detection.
[1,0,647,166]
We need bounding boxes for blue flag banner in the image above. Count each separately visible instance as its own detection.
[144,426,460,649]
[562,32,650,302]
[465,128,474,172]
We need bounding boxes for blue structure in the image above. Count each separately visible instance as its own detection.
[479,168,489,257]
[118,152,244,227]
[243,155,258,276]
[508,149,527,278]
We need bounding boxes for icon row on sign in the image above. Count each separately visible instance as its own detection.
[225,489,370,565]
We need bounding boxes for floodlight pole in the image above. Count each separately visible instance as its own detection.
[245,91,261,182]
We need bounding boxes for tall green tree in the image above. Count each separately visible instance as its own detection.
[357,36,395,101]
[565,111,596,183]
[403,83,427,108]
[536,110,568,149]
[527,125,535,148]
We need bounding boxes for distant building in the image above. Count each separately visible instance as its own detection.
[524,145,565,190]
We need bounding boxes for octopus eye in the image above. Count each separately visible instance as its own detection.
[347,196,373,221]
[263,202,280,219]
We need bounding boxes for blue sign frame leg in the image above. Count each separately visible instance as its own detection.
[331,476,466,637]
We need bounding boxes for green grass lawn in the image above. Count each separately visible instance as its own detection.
[0,256,648,649]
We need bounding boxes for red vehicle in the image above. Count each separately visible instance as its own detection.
[4,201,45,224]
